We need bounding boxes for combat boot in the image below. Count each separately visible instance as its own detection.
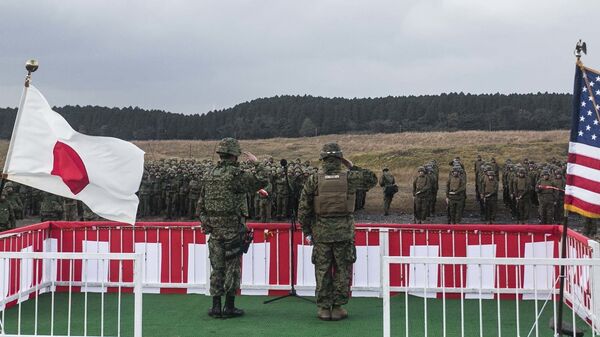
[222,295,244,318]
[317,307,331,321]
[207,296,222,318]
[330,305,348,321]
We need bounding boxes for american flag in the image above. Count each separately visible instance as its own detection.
[565,63,600,218]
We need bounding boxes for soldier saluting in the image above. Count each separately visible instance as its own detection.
[197,138,268,318]
[298,142,376,321]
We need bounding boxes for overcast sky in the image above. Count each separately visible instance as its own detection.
[1,0,598,114]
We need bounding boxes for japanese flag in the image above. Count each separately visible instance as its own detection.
[3,85,145,224]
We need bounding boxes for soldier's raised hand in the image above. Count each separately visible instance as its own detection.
[242,151,258,163]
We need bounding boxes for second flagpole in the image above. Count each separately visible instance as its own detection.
[0,60,38,197]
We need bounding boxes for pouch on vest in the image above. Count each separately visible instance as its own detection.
[314,172,355,217]
[203,167,242,217]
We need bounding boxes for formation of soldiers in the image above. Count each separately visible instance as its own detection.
[0,153,579,233]
[392,155,567,225]
[138,157,316,221]
[137,157,370,222]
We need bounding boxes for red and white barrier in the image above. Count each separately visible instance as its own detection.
[0,221,598,327]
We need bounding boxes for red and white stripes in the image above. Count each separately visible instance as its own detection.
[566,142,600,217]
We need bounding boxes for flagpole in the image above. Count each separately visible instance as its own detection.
[0,60,38,195]
[554,40,586,337]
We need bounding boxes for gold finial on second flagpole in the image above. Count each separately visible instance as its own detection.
[24,59,38,87]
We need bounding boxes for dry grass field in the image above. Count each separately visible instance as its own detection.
[0,130,570,215]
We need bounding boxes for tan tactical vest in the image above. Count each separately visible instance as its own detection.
[314,172,355,217]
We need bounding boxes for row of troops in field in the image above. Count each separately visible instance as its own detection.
[0,181,101,231]
[379,155,567,225]
[136,157,369,221]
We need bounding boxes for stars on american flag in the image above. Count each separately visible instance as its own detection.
[577,69,600,144]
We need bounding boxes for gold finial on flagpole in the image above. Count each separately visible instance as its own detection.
[24,59,38,87]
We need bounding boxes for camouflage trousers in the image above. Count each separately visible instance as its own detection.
[483,197,497,223]
[538,200,555,224]
[208,236,241,296]
[312,240,356,308]
[516,197,531,223]
[258,198,271,222]
[276,194,288,218]
[447,198,464,224]
[383,195,393,215]
[414,197,429,221]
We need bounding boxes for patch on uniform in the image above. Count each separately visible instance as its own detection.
[324,175,340,179]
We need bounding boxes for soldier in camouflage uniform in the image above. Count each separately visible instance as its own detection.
[474,155,485,218]
[299,142,376,321]
[63,198,79,221]
[197,138,267,319]
[138,172,152,218]
[480,170,499,223]
[5,183,23,220]
[536,170,558,224]
[446,166,466,224]
[274,168,290,220]
[553,170,566,223]
[0,191,16,231]
[379,168,396,216]
[511,168,531,224]
[40,193,63,222]
[412,167,431,224]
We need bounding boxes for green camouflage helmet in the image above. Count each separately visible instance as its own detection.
[320,142,343,159]
[216,137,242,156]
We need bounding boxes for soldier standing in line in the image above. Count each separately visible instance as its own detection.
[474,155,484,218]
[274,167,289,220]
[5,183,23,220]
[197,138,267,319]
[512,168,532,224]
[412,167,431,224]
[0,191,16,231]
[502,160,512,210]
[188,174,201,219]
[138,172,152,218]
[40,193,64,222]
[63,198,79,221]
[446,166,466,224]
[480,170,499,224]
[553,170,566,223]
[298,142,376,321]
[536,170,558,224]
[257,179,272,222]
[379,168,396,216]
[528,162,540,208]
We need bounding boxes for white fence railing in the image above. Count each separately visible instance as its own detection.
[382,256,600,337]
[0,252,143,337]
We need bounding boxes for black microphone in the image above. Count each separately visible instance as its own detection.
[280,159,288,167]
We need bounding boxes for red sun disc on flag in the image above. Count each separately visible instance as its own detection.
[51,141,90,195]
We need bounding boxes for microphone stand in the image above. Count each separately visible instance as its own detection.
[264,159,314,304]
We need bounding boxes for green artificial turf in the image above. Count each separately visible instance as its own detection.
[1,293,592,337]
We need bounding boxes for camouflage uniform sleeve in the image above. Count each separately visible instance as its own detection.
[298,174,317,236]
[238,163,269,193]
[196,178,210,230]
[348,165,377,190]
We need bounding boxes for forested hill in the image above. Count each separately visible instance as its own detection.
[0,92,572,140]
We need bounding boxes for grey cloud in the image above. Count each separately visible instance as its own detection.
[0,0,598,114]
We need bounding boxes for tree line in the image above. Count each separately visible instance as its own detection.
[0,92,572,140]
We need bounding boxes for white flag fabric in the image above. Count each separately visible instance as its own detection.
[3,85,145,224]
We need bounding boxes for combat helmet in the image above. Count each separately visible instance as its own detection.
[216,138,242,157]
[320,142,343,159]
